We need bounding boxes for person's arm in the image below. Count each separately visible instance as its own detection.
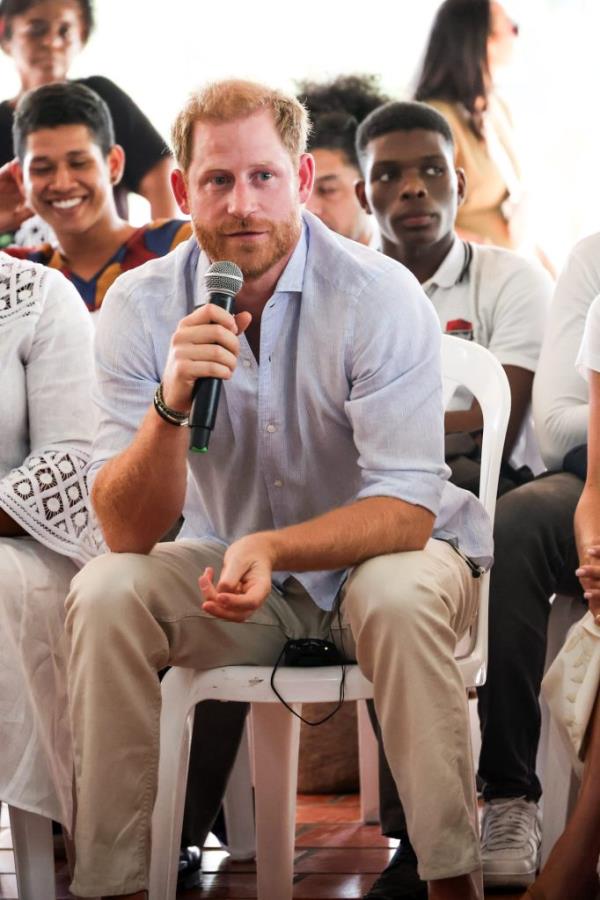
[533,239,599,469]
[0,267,95,558]
[84,77,175,214]
[138,157,178,219]
[445,364,534,456]
[0,508,25,537]
[574,368,600,618]
[92,301,252,553]
[202,264,449,622]
[200,497,433,622]
[0,159,32,233]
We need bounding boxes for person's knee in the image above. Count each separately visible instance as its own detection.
[65,551,153,633]
[346,554,439,637]
[493,473,579,557]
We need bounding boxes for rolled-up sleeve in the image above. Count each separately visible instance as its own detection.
[344,267,449,514]
[88,275,162,490]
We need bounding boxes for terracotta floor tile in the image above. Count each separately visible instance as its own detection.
[295,823,396,849]
[192,872,258,898]
[296,805,361,824]
[295,847,393,875]
[292,873,377,898]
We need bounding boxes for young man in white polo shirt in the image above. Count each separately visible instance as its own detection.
[355,100,552,898]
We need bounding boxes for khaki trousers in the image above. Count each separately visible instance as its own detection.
[65,537,480,896]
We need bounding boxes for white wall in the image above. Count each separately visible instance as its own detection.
[0,0,597,266]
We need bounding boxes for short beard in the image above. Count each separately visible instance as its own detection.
[193,211,301,279]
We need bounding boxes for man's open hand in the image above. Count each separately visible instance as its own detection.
[199,533,275,622]
[0,160,32,233]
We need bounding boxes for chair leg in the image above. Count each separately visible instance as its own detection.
[223,720,256,861]
[252,701,301,900]
[357,699,379,824]
[149,668,197,900]
[8,807,55,900]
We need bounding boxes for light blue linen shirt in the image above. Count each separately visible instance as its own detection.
[90,211,493,610]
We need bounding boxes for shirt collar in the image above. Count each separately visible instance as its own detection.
[193,218,308,303]
[422,236,465,291]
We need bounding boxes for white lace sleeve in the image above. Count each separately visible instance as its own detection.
[0,257,103,564]
[0,447,105,565]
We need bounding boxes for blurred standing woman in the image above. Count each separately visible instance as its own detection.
[414,0,524,250]
[0,0,176,235]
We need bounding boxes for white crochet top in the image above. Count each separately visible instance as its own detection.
[0,252,102,564]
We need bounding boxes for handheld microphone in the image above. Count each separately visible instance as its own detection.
[189,260,244,453]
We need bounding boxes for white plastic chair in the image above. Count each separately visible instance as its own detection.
[149,335,510,900]
[7,806,55,900]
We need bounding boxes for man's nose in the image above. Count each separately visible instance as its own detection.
[400,175,427,200]
[227,180,257,218]
[50,166,76,191]
[41,28,65,48]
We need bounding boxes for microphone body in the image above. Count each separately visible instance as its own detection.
[189,293,234,453]
[189,260,244,453]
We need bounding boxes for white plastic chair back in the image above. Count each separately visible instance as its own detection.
[441,335,510,686]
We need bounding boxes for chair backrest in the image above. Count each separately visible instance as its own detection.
[441,334,511,685]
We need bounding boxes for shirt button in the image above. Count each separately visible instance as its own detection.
[274,479,283,487]
[242,359,251,368]
[266,424,277,433]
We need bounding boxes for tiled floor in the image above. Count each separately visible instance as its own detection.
[0,796,523,899]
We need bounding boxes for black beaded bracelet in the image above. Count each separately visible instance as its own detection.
[153,383,189,427]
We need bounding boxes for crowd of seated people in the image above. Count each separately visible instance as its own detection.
[0,2,599,900]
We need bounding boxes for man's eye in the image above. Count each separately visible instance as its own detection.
[318,186,338,196]
[210,175,230,186]
[30,166,52,175]
[27,21,48,37]
[376,172,393,183]
[424,165,444,176]
[255,171,273,182]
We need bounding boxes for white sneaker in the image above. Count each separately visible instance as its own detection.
[481,796,542,888]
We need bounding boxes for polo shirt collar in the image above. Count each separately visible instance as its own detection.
[422,236,464,291]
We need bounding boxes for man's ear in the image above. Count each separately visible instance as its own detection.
[171,168,190,215]
[11,158,25,195]
[298,152,315,204]
[456,167,467,207]
[355,179,372,214]
[107,144,126,186]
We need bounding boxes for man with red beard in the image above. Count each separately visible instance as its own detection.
[64,79,493,900]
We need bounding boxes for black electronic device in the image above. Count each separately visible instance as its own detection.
[189,260,244,453]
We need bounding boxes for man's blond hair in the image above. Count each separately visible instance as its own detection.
[171,79,311,171]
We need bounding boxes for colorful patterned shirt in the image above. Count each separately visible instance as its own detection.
[5,219,192,312]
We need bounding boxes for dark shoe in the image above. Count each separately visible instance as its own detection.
[363,840,427,899]
[178,845,203,891]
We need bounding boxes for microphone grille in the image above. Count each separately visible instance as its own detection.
[204,260,244,296]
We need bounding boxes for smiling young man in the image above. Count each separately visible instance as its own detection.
[354,101,553,897]
[2,81,190,311]
[63,79,493,900]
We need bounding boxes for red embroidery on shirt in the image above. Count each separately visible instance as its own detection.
[445,318,474,340]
